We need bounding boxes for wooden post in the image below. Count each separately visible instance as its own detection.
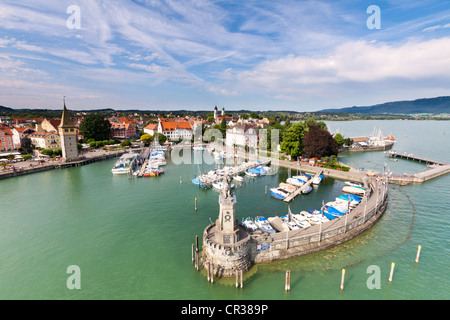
[195,235,199,252]
[195,197,197,211]
[211,267,214,284]
[240,269,243,289]
[415,245,422,264]
[207,263,210,282]
[285,270,291,292]
[195,251,198,271]
[389,263,395,283]
[340,269,345,291]
[236,270,239,288]
[191,243,194,263]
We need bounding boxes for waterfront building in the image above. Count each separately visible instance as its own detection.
[58,101,79,162]
[225,123,258,149]
[143,123,158,136]
[28,131,60,150]
[12,127,35,148]
[110,121,137,139]
[0,126,15,151]
[157,117,193,141]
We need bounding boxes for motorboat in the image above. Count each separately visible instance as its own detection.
[255,216,276,234]
[286,177,304,187]
[270,187,290,200]
[245,171,258,177]
[345,181,362,187]
[242,217,258,232]
[302,185,312,194]
[279,183,297,193]
[342,186,366,195]
[326,206,346,217]
[233,175,244,182]
[212,182,237,190]
[291,213,312,227]
[112,153,140,174]
[268,216,290,232]
[313,174,324,185]
[292,175,309,184]
[192,178,210,189]
[281,216,300,230]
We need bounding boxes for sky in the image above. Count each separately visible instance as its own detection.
[1,0,450,111]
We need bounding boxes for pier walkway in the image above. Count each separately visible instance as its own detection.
[386,150,450,185]
[283,169,323,203]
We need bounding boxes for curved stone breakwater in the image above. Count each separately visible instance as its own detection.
[202,176,388,278]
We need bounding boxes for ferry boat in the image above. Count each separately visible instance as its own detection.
[255,216,276,234]
[111,153,139,175]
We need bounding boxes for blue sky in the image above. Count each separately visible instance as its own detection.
[1,0,450,111]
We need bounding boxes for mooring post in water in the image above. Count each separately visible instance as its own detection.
[240,269,243,289]
[285,270,291,292]
[236,270,239,288]
[389,263,395,282]
[195,235,199,253]
[195,197,197,211]
[340,269,345,291]
[191,243,194,262]
[207,263,210,282]
[415,245,422,264]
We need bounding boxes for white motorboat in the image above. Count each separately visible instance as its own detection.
[245,171,258,177]
[313,174,324,185]
[281,216,300,230]
[345,181,362,187]
[233,175,244,182]
[212,182,236,190]
[342,186,366,195]
[286,177,304,187]
[255,216,276,234]
[111,153,139,174]
[242,217,258,232]
[291,213,312,228]
[270,187,290,200]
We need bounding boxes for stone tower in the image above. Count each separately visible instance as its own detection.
[215,175,239,244]
[221,107,225,116]
[214,105,218,121]
[58,99,79,162]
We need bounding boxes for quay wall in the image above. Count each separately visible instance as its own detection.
[0,150,126,180]
[251,179,387,264]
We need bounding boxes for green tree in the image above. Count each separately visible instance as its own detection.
[334,133,345,146]
[280,122,308,159]
[79,113,111,141]
[41,149,54,156]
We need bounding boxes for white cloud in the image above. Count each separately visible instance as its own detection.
[216,37,450,99]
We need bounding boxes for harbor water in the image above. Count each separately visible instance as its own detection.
[0,120,448,299]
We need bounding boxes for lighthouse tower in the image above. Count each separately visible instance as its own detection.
[58,98,79,162]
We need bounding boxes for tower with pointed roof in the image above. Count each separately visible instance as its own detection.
[214,105,218,121]
[58,98,79,162]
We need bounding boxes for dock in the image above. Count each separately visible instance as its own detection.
[387,150,446,165]
[283,169,323,203]
[194,159,271,188]
[386,150,450,185]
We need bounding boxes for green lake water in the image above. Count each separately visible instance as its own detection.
[0,120,448,300]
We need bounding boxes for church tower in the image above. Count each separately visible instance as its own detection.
[214,105,218,121]
[58,98,79,162]
[221,107,225,117]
